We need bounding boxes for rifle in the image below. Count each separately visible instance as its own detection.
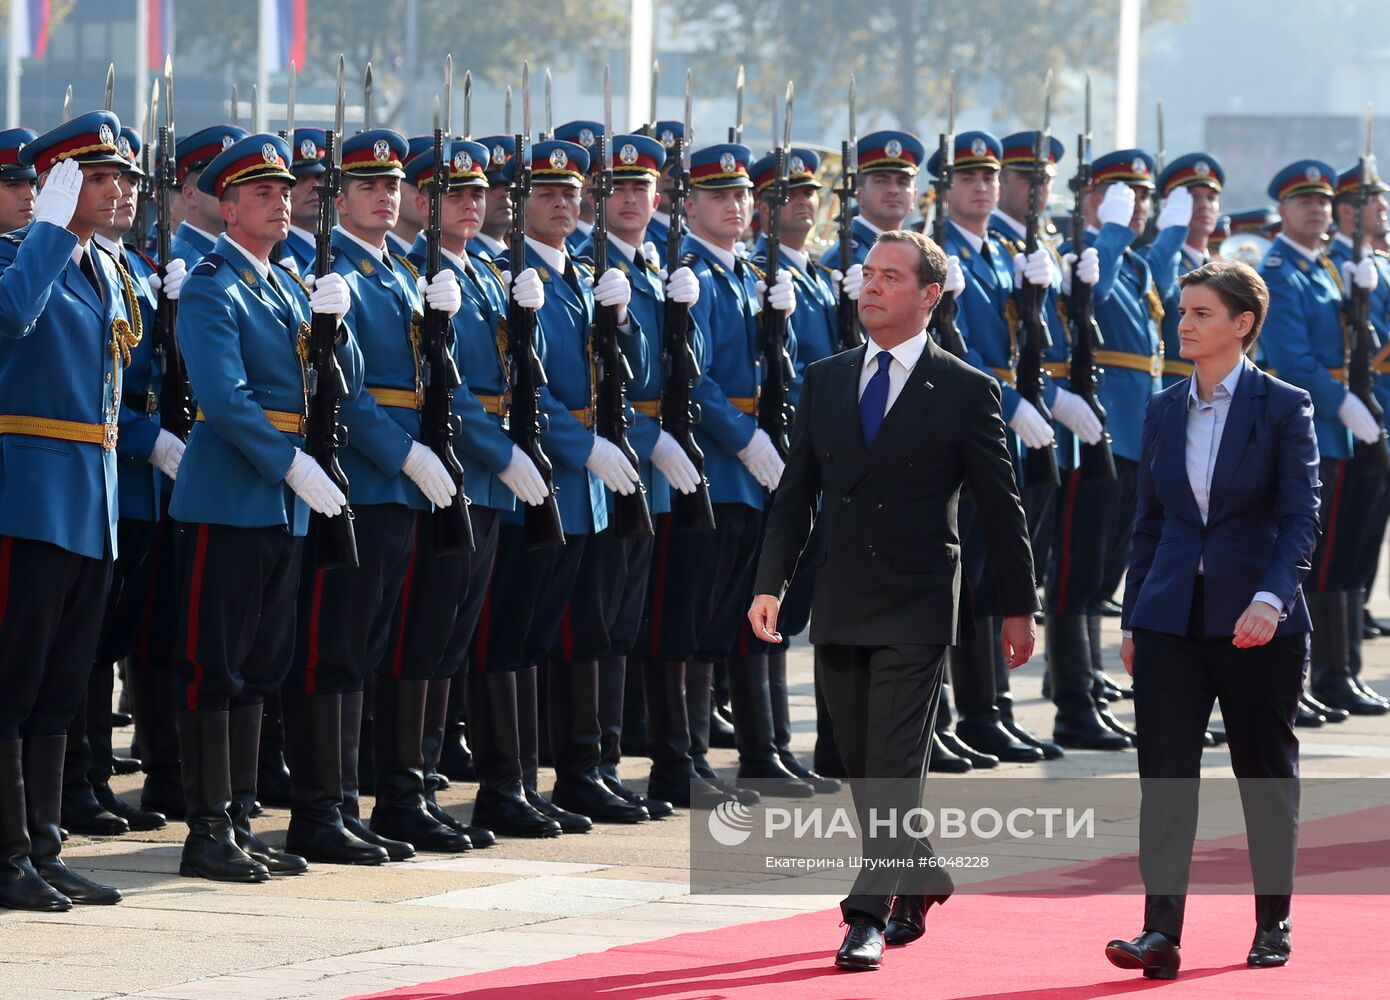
[591,65,653,539]
[757,81,796,458]
[507,61,565,549]
[929,72,967,358]
[660,70,716,533]
[303,56,360,569]
[154,56,192,442]
[1016,71,1060,488]
[834,75,862,352]
[1348,102,1390,474]
[1067,75,1116,483]
[419,58,475,553]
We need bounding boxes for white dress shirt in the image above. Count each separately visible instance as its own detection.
[474,232,507,257]
[333,225,386,263]
[859,331,929,414]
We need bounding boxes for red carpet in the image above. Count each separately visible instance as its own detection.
[347,892,1382,999]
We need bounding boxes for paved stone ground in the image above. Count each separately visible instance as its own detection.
[5,596,1390,1000]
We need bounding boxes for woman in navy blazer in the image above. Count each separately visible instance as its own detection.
[1107,260,1320,980]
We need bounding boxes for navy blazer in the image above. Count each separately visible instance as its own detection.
[1122,360,1320,638]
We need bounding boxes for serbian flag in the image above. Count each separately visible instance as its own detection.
[11,0,54,59]
[261,0,308,72]
[147,0,176,70]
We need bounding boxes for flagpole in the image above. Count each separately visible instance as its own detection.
[256,0,273,132]
[134,0,150,136]
[6,0,22,129]
[628,0,653,131]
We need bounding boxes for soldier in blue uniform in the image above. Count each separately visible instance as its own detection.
[62,125,186,838]
[643,121,684,269]
[1261,159,1387,719]
[169,132,357,884]
[639,141,805,805]
[282,127,326,273]
[554,120,603,254]
[470,136,514,262]
[168,125,246,267]
[1145,153,1226,387]
[386,134,433,258]
[1048,149,1163,751]
[0,127,37,232]
[0,112,136,912]
[819,130,925,267]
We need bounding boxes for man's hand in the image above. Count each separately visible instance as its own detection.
[1156,185,1193,230]
[33,159,83,229]
[1001,614,1036,669]
[748,594,782,644]
[1232,599,1280,649]
[1121,635,1134,676]
[1097,183,1136,228]
[503,267,546,310]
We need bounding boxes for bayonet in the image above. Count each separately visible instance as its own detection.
[251,83,259,133]
[146,78,158,154]
[505,85,512,135]
[603,64,614,172]
[104,63,114,111]
[164,56,174,134]
[782,80,794,154]
[731,64,744,142]
[463,68,472,139]
[683,69,692,171]
[649,59,660,128]
[849,74,857,171]
[284,60,296,140]
[1156,100,1166,173]
[62,85,72,122]
[363,62,374,130]
[522,62,531,143]
[335,56,346,145]
[543,67,553,140]
[230,83,239,128]
[444,54,453,139]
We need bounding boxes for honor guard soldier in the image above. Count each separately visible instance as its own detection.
[573,131,700,818]
[62,125,186,838]
[1329,162,1390,709]
[470,136,514,262]
[0,111,139,911]
[1261,159,1387,718]
[1146,153,1225,386]
[168,125,247,267]
[819,130,924,267]
[0,128,37,232]
[387,134,433,257]
[745,146,846,794]
[169,132,357,884]
[1048,148,1162,751]
[284,127,469,865]
[488,137,645,831]
[640,141,804,805]
[554,120,602,254]
[644,121,684,269]
[283,128,326,273]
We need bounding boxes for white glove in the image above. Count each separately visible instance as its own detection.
[33,159,83,229]
[586,435,641,495]
[642,241,662,271]
[1009,398,1056,449]
[1156,185,1193,230]
[149,429,185,480]
[285,448,346,516]
[1013,249,1052,287]
[738,428,785,490]
[1339,393,1383,444]
[588,267,632,324]
[650,429,700,495]
[664,265,700,305]
[1061,247,1101,295]
[944,254,966,297]
[418,270,462,317]
[757,269,797,316]
[498,444,549,506]
[1097,182,1136,228]
[1345,257,1379,293]
[148,258,187,300]
[1049,387,1104,445]
[502,267,545,310]
[308,271,350,318]
[832,263,864,300]
[401,440,457,507]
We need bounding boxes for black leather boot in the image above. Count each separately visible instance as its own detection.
[229,704,307,875]
[436,676,476,781]
[643,659,728,808]
[61,683,128,836]
[26,734,121,904]
[255,689,295,809]
[177,710,268,882]
[131,666,184,819]
[688,660,760,804]
[1048,615,1132,750]
[708,659,738,749]
[0,739,71,911]
[467,671,561,838]
[421,678,494,847]
[951,618,1045,764]
[517,664,590,833]
[282,689,387,865]
[370,678,472,852]
[1311,591,1387,714]
[549,659,647,823]
[619,656,648,759]
[1089,614,1132,700]
[928,727,972,773]
[728,653,814,796]
[340,690,414,860]
[1346,588,1389,708]
[597,656,672,818]
[767,650,841,792]
[84,660,165,831]
[935,682,997,769]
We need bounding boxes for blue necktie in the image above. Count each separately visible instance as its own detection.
[859,350,894,447]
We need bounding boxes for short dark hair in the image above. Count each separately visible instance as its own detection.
[1179,258,1270,349]
[874,229,947,288]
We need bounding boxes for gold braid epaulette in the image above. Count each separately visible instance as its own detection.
[93,242,144,368]
[1145,283,1165,325]
[390,253,426,407]
[744,259,767,283]
[273,262,315,416]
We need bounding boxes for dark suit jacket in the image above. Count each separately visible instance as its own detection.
[1121,360,1320,638]
[753,336,1038,646]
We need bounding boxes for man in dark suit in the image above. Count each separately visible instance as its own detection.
[748,229,1039,972]
[1106,259,1320,980]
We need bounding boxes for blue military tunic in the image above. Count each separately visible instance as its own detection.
[1325,234,1390,417]
[109,239,165,523]
[280,227,315,275]
[1260,233,1355,459]
[988,209,1067,414]
[0,223,133,559]
[645,213,671,270]
[1140,224,1202,388]
[752,237,836,407]
[168,221,218,269]
[944,219,1025,422]
[817,216,881,270]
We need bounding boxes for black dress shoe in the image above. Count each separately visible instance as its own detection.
[1302,692,1347,723]
[233,825,309,875]
[1353,676,1390,707]
[110,755,143,776]
[884,893,949,946]
[708,704,738,749]
[1207,728,1227,746]
[94,783,166,832]
[343,814,415,860]
[694,760,761,805]
[1314,676,1389,715]
[0,860,72,911]
[1100,599,1124,617]
[525,785,592,833]
[286,815,390,865]
[1097,673,1129,702]
[647,765,733,809]
[111,711,133,728]
[1054,717,1133,751]
[551,772,649,824]
[472,786,562,838]
[954,720,1045,764]
[61,786,129,836]
[928,731,972,773]
[835,915,885,970]
[1105,930,1180,980]
[937,729,998,769]
[371,806,474,853]
[777,751,842,794]
[599,768,675,818]
[36,860,121,905]
[1295,697,1327,727]
[1096,704,1138,741]
[1002,718,1064,760]
[734,757,816,798]
[1247,919,1291,967]
[423,798,498,847]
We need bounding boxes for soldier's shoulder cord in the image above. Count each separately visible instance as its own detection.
[125,243,159,271]
[92,240,145,355]
[273,259,312,297]
[392,251,421,282]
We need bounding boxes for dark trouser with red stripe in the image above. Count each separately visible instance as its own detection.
[1024,481,1057,589]
[378,512,471,682]
[1311,458,1384,593]
[0,537,113,740]
[173,523,303,712]
[1359,472,1390,595]
[558,528,643,664]
[470,525,587,674]
[433,506,502,679]
[288,504,416,696]
[1046,458,1138,616]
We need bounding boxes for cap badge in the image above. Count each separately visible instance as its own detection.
[619,143,638,165]
[549,148,569,170]
[1305,165,1321,181]
[1194,159,1210,177]
[300,138,317,160]
[719,151,737,173]
[453,151,472,173]
[970,137,987,157]
[261,142,279,164]
[660,129,675,149]
[885,138,903,158]
[117,136,132,157]
[98,123,114,146]
[1132,156,1147,175]
[221,134,235,150]
[491,144,507,166]
[373,138,391,162]
[578,128,595,148]
[789,155,805,174]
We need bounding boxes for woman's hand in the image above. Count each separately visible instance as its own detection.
[1121,635,1134,676]
[1232,599,1280,649]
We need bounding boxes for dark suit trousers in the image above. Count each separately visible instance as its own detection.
[1132,578,1304,941]
[816,642,956,927]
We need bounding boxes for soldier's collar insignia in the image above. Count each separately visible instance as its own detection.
[358,257,376,276]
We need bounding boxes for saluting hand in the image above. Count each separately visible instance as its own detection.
[33,158,83,229]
